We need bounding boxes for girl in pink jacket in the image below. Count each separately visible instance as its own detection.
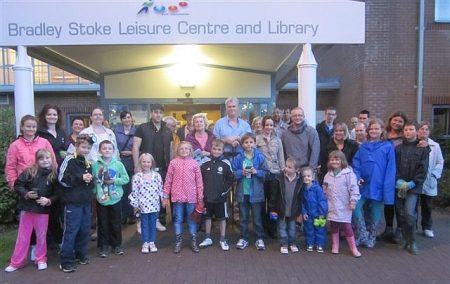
[162,141,204,254]
[323,150,361,257]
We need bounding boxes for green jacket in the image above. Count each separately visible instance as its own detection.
[92,157,129,206]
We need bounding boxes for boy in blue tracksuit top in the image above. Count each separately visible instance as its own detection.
[58,134,95,273]
[301,166,328,252]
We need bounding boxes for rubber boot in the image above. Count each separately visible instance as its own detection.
[331,233,340,254]
[392,227,403,244]
[173,234,182,254]
[346,236,362,258]
[381,226,394,243]
[191,235,200,253]
[366,222,378,248]
[407,222,419,255]
[397,227,409,250]
[353,217,369,247]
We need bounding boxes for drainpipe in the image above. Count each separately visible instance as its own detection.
[416,0,425,122]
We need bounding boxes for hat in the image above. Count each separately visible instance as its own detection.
[150,103,164,112]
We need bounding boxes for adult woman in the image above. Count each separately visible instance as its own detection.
[114,111,136,224]
[352,118,396,248]
[326,123,359,166]
[186,113,215,165]
[37,104,67,165]
[417,121,444,238]
[64,116,85,154]
[252,116,263,135]
[256,115,285,238]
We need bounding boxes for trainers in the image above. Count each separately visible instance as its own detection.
[77,257,90,265]
[219,240,230,251]
[99,247,109,258]
[423,229,434,238]
[280,246,289,254]
[316,246,324,253]
[255,239,266,251]
[37,262,47,271]
[236,239,249,250]
[199,238,213,248]
[141,243,149,254]
[30,245,36,261]
[114,246,124,255]
[4,265,18,272]
[290,244,299,253]
[156,220,167,232]
[149,242,158,253]
[306,245,313,252]
[59,265,76,273]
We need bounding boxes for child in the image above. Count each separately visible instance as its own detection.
[92,140,129,257]
[270,157,302,254]
[129,153,163,254]
[162,141,204,253]
[58,134,95,273]
[198,139,235,251]
[301,166,328,253]
[323,150,361,257]
[4,149,58,272]
[395,121,429,255]
[232,132,268,250]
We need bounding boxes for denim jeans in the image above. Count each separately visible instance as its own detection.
[278,217,297,246]
[396,192,419,228]
[140,212,158,243]
[173,202,197,236]
[239,195,264,240]
[353,197,384,223]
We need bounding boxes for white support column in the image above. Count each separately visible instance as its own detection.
[12,46,34,135]
[297,43,318,126]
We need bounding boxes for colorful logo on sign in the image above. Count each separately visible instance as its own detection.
[137,0,189,15]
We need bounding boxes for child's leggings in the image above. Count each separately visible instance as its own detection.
[329,221,354,237]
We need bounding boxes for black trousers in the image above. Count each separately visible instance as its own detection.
[97,202,122,248]
[262,175,279,237]
[420,194,434,230]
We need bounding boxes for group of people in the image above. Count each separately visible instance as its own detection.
[3,98,444,274]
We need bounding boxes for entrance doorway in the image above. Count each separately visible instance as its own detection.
[164,104,221,127]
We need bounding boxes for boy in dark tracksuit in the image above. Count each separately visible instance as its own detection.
[199,139,235,251]
[58,134,95,272]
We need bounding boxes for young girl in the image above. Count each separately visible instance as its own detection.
[163,141,204,254]
[323,150,361,257]
[129,153,163,254]
[5,149,58,272]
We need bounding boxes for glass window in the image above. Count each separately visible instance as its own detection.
[435,0,450,23]
[433,105,450,137]
[108,104,149,127]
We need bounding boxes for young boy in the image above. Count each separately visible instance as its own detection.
[300,166,328,253]
[270,158,303,254]
[198,139,235,251]
[395,121,429,255]
[232,132,268,250]
[58,134,95,273]
[92,140,129,257]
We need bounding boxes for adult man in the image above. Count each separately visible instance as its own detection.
[176,111,194,142]
[281,107,320,170]
[132,104,173,231]
[282,108,291,125]
[354,122,367,145]
[213,97,251,156]
[316,107,337,183]
[272,107,288,137]
[350,110,370,140]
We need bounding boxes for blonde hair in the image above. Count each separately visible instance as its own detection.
[136,153,156,172]
[192,113,208,129]
[176,141,193,157]
[25,149,57,182]
[327,150,348,170]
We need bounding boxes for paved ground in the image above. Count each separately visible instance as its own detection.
[2,211,450,284]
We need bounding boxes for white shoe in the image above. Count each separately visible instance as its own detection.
[156,220,167,232]
[141,242,149,254]
[199,238,213,248]
[219,240,230,251]
[136,220,141,235]
[280,246,289,254]
[290,244,299,253]
[149,242,158,253]
[30,245,36,261]
[255,239,266,251]
[424,229,434,238]
[5,265,18,272]
[37,262,47,271]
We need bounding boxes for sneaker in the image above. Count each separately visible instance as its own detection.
[255,239,266,251]
[136,220,141,234]
[316,246,324,253]
[141,243,149,254]
[77,257,90,265]
[219,240,230,251]
[423,229,434,238]
[30,245,36,261]
[236,239,249,250]
[59,265,76,273]
[156,220,167,232]
[280,246,289,254]
[37,262,47,271]
[306,245,314,252]
[4,265,18,272]
[90,232,98,241]
[290,244,299,253]
[99,247,109,258]
[199,238,213,248]
[149,242,158,253]
[114,246,124,255]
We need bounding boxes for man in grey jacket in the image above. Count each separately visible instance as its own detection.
[281,107,320,171]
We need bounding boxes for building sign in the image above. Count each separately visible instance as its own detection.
[0,0,365,45]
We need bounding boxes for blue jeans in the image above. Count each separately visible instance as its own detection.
[396,192,418,228]
[239,195,264,240]
[60,204,92,267]
[278,217,297,246]
[353,197,384,223]
[173,202,197,236]
[140,212,158,243]
[302,218,326,247]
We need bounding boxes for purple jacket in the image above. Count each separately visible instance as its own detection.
[185,130,215,153]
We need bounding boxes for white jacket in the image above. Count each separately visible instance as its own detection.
[422,138,444,196]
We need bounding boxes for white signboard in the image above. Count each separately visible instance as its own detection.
[0,0,365,45]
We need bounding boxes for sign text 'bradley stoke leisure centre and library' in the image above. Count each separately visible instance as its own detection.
[0,0,365,45]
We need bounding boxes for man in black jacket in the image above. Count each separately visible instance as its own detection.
[316,106,337,184]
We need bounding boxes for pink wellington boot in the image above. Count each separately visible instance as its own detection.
[346,236,362,258]
[331,233,340,254]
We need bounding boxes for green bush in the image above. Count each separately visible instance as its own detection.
[434,168,450,209]
[0,107,18,224]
